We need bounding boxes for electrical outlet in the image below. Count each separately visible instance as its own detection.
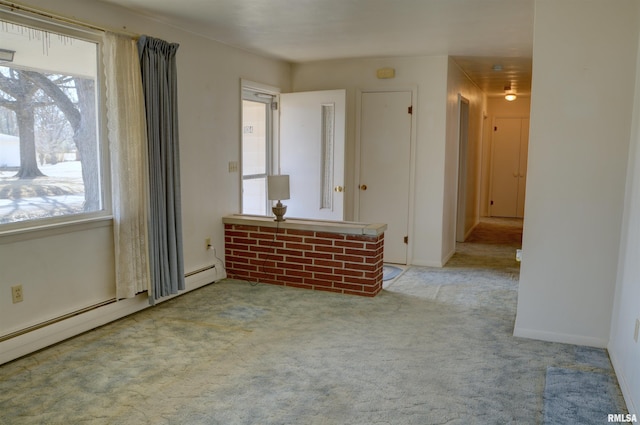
[11,285,23,304]
[228,161,239,173]
[634,319,639,343]
[205,237,212,250]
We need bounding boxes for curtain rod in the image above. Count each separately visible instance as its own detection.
[0,0,139,38]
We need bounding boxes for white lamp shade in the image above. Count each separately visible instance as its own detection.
[267,175,290,201]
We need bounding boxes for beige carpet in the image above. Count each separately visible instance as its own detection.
[0,218,626,424]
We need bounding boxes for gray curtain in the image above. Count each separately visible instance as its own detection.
[137,35,184,304]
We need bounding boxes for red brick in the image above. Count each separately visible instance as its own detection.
[345,262,377,272]
[314,259,343,268]
[363,285,382,294]
[345,289,377,297]
[225,243,253,252]
[230,256,251,264]
[249,245,278,254]
[335,254,364,263]
[286,229,315,237]
[286,243,314,251]
[234,237,258,246]
[258,240,284,248]
[235,251,257,259]
[249,232,276,240]
[307,278,334,288]
[233,263,258,272]
[286,270,314,279]
[258,226,278,233]
[365,271,383,279]
[344,276,377,286]
[304,237,334,245]
[305,265,332,274]
[316,245,344,254]
[345,248,371,257]
[335,240,365,249]
[286,256,313,265]
[278,261,305,271]
[305,251,333,260]
[279,235,304,243]
[334,282,364,292]
[314,273,341,282]
[334,268,365,278]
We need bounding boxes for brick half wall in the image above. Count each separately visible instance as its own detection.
[224,223,384,296]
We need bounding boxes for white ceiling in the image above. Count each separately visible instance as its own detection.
[97,0,535,97]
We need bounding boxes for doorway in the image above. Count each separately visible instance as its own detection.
[456,95,470,242]
[279,90,346,221]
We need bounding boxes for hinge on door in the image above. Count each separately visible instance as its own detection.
[404,236,409,244]
[271,102,278,111]
[408,106,413,115]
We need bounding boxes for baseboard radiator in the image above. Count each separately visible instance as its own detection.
[0,264,218,343]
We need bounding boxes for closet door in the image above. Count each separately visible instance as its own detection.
[489,117,528,218]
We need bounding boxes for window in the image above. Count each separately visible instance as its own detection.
[241,86,276,215]
[0,12,107,230]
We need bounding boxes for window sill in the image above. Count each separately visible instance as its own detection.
[0,215,113,245]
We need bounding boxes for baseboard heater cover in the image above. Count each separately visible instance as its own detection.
[0,264,218,343]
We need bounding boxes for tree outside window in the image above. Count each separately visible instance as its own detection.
[0,18,104,226]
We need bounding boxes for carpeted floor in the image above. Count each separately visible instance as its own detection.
[0,218,627,424]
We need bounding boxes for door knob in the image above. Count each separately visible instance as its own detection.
[359,184,367,191]
[334,185,344,192]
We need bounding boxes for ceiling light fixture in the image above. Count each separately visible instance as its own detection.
[504,84,517,101]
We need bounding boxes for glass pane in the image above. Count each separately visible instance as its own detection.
[242,100,267,176]
[320,104,335,210]
[0,20,101,225]
[242,177,267,215]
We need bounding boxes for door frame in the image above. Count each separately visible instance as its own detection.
[354,86,418,264]
[239,79,281,214]
[455,94,470,243]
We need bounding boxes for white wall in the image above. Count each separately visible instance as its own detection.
[443,58,486,256]
[0,0,291,363]
[291,56,449,266]
[514,0,639,347]
[609,4,640,414]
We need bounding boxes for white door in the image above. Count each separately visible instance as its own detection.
[489,117,529,218]
[280,90,346,221]
[358,91,412,264]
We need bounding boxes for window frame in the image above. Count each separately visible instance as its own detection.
[240,80,279,216]
[0,8,111,237]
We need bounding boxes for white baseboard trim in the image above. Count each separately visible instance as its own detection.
[0,260,227,365]
[513,326,608,348]
[608,346,637,416]
[464,220,480,241]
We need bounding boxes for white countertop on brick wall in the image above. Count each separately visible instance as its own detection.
[222,215,387,236]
